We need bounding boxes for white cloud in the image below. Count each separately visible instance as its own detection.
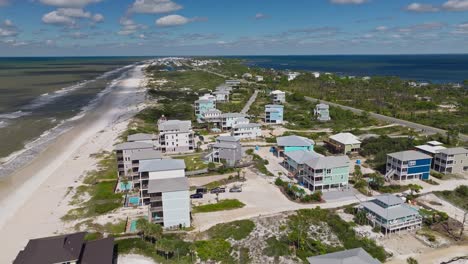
[57,8,91,18]
[442,0,468,11]
[118,17,146,35]
[255,13,267,20]
[155,14,189,27]
[0,28,17,37]
[375,26,388,31]
[406,3,439,12]
[3,19,13,27]
[130,0,182,14]
[330,0,368,4]
[42,10,76,25]
[92,13,104,23]
[39,0,101,7]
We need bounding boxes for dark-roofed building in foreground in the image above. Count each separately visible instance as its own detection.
[14,232,114,264]
[307,248,381,264]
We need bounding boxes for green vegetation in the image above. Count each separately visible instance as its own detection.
[202,174,245,189]
[206,220,255,241]
[251,152,274,176]
[147,68,225,91]
[136,218,163,242]
[217,87,254,113]
[63,152,123,220]
[175,154,207,171]
[263,236,290,257]
[419,208,449,226]
[192,199,245,213]
[407,257,419,264]
[275,177,322,203]
[194,239,233,263]
[434,185,468,210]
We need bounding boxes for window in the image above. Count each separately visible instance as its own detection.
[326,169,332,174]
[408,161,416,166]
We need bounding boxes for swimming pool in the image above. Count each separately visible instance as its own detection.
[130,220,138,232]
[120,182,132,191]
[128,196,139,206]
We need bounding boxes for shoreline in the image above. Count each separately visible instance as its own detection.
[0,63,148,263]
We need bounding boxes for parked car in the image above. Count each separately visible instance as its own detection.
[229,186,242,193]
[195,187,207,194]
[210,187,226,194]
[190,193,203,199]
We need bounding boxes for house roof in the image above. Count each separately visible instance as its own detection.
[277,135,315,147]
[138,159,186,173]
[80,237,115,264]
[217,136,239,143]
[305,155,350,170]
[158,120,192,132]
[220,113,247,118]
[127,133,154,142]
[374,194,404,207]
[148,177,189,193]
[271,90,285,94]
[130,149,163,161]
[265,104,284,108]
[213,90,230,95]
[233,123,261,129]
[438,147,468,155]
[285,150,324,164]
[427,141,444,146]
[307,248,381,264]
[415,145,446,155]
[14,232,86,264]
[387,150,432,161]
[361,201,420,221]
[195,99,214,104]
[204,109,222,115]
[115,142,153,151]
[213,142,239,149]
[316,103,329,109]
[330,133,361,145]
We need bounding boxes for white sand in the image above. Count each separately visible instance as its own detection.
[0,64,148,263]
[118,254,156,264]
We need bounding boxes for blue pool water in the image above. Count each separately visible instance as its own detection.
[128,196,139,205]
[120,182,132,191]
[130,220,137,232]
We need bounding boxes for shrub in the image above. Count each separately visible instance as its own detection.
[206,220,255,241]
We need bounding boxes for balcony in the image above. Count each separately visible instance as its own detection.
[150,196,162,202]
[150,206,163,212]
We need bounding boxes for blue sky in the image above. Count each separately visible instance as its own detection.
[0,0,468,56]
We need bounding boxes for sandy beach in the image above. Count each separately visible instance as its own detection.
[0,64,148,263]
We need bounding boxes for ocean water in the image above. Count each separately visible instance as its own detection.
[0,57,148,176]
[238,55,468,83]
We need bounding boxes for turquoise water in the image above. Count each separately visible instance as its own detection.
[130,220,137,232]
[120,182,132,191]
[128,196,139,205]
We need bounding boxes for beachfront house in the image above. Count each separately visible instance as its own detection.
[201,108,222,125]
[14,232,114,264]
[265,104,284,124]
[255,75,264,82]
[232,123,261,140]
[220,113,248,130]
[225,79,241,87]
[314,103,331,121]
[195,99,216,119]
[287,72,300,81]
[307,248,381,264]
[433,147,468,175]
[326,132,361,155]
[415,141,446,158]
[242,73,252,79]
[283,150,323,179]
[115,142,154,178]
[386,150,432,181]
[212,90,230,102]
[359,194,422,235]
[127,133,156,146]
[275,135,315,157]
[130,149,163,190]
[207,136,242,167]
[302,155,350,192]
[138,159,190,228]
[270,90,286,104]
[157,120,195,153]
[312,72,321,78]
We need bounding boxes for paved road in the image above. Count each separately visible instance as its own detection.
[241,89,259,114]
[304,96,468,142]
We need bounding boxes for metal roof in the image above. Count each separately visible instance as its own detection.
[115,142,153,151]
[415,145,446,155]
[438,147,468,155]
[374,194,404,207]
[285,150,324,164]
[387,150,432,161]
[127,133,155,142]
[233,123,261,129]
[217,136,239,143]
[277,135,315,147]
[213,142,239,149]
[316,103,329,109]
[305,155,350,170]
[138,159,186,172]
[130,150,163,161]
[307,248,381,264]
[265,104,284,108]
[158,120,192,132]
[271,90,285,94]
[330,133,361,145]
[148,177,189,193]
[427,141,444,146]
[80,237,115,264]
[361,201,420,221]
[220,113,247,118]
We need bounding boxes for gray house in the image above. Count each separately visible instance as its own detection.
[115,142,154,178]
[307,248,381,264]
[433,147,468,175]
[207,136,242,167]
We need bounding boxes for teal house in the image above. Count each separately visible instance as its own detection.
[303,155,350,191]
[275,135,315,157]
[195,99,216,119]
